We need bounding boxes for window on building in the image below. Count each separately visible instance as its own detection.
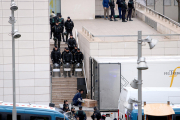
[7,114,21,120]
[164,0,171,6]
[174,0,178,5]
[30,116,50,120]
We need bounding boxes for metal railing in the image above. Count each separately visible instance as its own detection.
[82,26,94,39]
[75,29,88,94]
[135,1,180,27]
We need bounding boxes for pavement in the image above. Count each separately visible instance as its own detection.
[73,18,165,41]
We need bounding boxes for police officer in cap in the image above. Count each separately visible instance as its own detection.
[58,14,65,42]
[62,47,67,62]
[121,0,127,22]
[76,106,87,120]
[51,46,61,65]
[127,0,134,21]
[50,11,56,39]
[72,46,78,76]
[74,48,84,76]
[52,21,62,48]
[63,48,73,77]
[109,0,118,21]
[65,16,74,43]
[67,34,77,52]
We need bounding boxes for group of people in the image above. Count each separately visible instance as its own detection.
[51,44,84,77]
[103,0,134,22]
[50,12,74,48]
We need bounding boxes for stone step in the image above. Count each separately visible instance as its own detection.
[52,88,77,92]
[52,84,77,87]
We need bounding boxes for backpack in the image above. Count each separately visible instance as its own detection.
[50,17,55,25]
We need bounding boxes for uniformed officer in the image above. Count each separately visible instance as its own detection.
[127,0,134,21]
[121,0,127,22]
[63,48,73,77]
[76,106,87,120]
[67,34,77,52]
[52,21,62,48]
[50,11,56,39]
[58,14,65,42]
[72,46,78,76]
[65,16,74,43]
[109,0,118,21]
[51,46,61,65]
[91,107,101,120]
[74,48,84,77]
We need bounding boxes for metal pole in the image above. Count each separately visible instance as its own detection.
[163,0,164,15]
[11,0,17,120]
[154,0,155,10]
[137,31,142,120]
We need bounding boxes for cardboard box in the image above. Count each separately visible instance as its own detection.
[82,99,97,108]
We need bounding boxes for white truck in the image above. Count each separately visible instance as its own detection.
[90,56,180,120]
[118,87,180,120]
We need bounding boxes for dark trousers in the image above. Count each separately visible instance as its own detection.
[122,10,126,21]
[73,100,81,106]
[69,47,74,52]
[60,28,65,41]
[110,7,115,19]
[50,24,53,38]
[118,7,122,19]
[66,30,72,42]
[127,8,132,20]
[54,34,61,48]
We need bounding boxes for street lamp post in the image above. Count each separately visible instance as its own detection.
[11,0,16,119]
[137,31,142,120]
[9,1,21,120]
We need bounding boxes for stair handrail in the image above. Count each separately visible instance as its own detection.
[134,1,180,27]
[75,29,88,94]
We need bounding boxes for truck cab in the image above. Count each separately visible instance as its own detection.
[0,102,69,120]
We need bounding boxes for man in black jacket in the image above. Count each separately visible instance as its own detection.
[121,0,127,22]
[109,0,118,21]
[52,22,62,48]
[67,34,77,52]
[58,14,65,42]
[74,48,84,77]
[65,16,74,42]
[127,0,134,21]
[91,107,101,120]
[72,46,78,76]
[50,11,56,39]
[62,47,67,62]
[76,106,86,120]
[63,48,73,77]
[51,46,61,65]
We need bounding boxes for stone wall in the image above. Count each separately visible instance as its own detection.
[0,0,50,105]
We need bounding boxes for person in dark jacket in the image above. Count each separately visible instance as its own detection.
[52,22,62,48]
[72,89,84,106]
[76,106,86,120]
[116,0,122,20]
[109,0,118,21]
[72,46,78,76]
[74,48,84,64]
[63,48,73,77]
[74,48,84,77]
[62,47,67,62]
[67,34,77,52]
[127,0,134,21]
[50,11,56,39]
[65,16,74,42]
[64,104,70,112]
[63,100,69,111]
[51,46,61,64]
[121,0,127,22]
[71,107,76,117]
[102,0,110,20]
[91,107,101,120]
[57,14,65,42]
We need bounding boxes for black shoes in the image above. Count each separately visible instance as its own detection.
[122,20,127,22]
[114,19,118,21]
[129,19,133,21]
[110,19,113,21]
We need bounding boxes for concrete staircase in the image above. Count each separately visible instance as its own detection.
[50,39,82,107]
